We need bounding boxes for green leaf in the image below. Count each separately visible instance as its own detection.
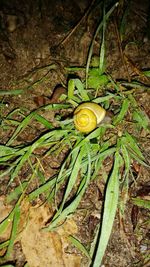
[113,98,130,125]
[131,198,150,209]
[133,110,150,130]
[69,235,91,260]
[93,94,116,103]
[88,72,109,89]
[29,176,57,201]
[5,204,21,258]
[119,177,129,217]
[0,210,14,235]
[7,181,28,203]
[66,67,85,72]
[8,129,71,184]
[60,146,85,209]
[0,240,9,250]
[86,2,118,88]
[128,150,149,167]
[0,90,24,95]
[124,132,144,160]
[34,114,53,129]
[44,142,92,231]
[9,149,32,184]
[74,79,90,101]
[68,79,75,99]
[92,151,120,267]
[6,112,35,146]
[142,69,150,77]
[121,144,130,178]
[0,145,19,157]
[43,103,71,111]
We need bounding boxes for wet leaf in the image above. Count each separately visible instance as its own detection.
[92,151,120,267]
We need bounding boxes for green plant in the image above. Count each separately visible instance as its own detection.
[0,1,149,266]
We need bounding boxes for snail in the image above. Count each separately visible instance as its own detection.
[73,102,107,133]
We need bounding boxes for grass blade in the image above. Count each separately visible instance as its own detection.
[121,144,130,178]
[133,110,150,130]
[44,142,92,231]
[6,112,35,146]
[93,94,116,103]
[68,79,75,99]
[86,2,118,88]
[0,145,20,157]
[34,114,53,129]
[124,132,144,160]
[113,98,130,125]
[0,240,9,250]
[5,204,21,258]
[69,235,91,260]
[74,79,90,101]
[7,181,28,203]
[29,175,57,201]
[9,149,32,184]
[61,145,85,208]
[92,151,120,267]
[0,210,14,235]
[0,90,24,95]
[131,198,150,209]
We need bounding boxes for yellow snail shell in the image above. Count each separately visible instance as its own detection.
[73,102,106,133]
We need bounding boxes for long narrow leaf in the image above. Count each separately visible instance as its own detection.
[113,98,130,125]
[0,240,9,250]
[9,148,32,184]
[0,210,14,235]
[69,235,91,260]
[74,79,90,101]
[6,112,35,146]
[34,114,53,129]
[131,198,150,209]
[124,132,144,160]
[5,204,20,258]
[86,2,118,88]
[92,151,120,267]
[68,79,75,99]
[0,145,20,157]
[61,145,85,208]
[121,144,130,178]
[45,142,92,231]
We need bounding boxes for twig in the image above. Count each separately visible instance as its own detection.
[60,0,97,46]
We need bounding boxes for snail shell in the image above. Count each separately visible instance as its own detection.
[74,102,106,133]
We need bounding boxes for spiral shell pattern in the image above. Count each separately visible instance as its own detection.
[74,102,106,133]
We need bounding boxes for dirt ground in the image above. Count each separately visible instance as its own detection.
[0,0,150,267]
